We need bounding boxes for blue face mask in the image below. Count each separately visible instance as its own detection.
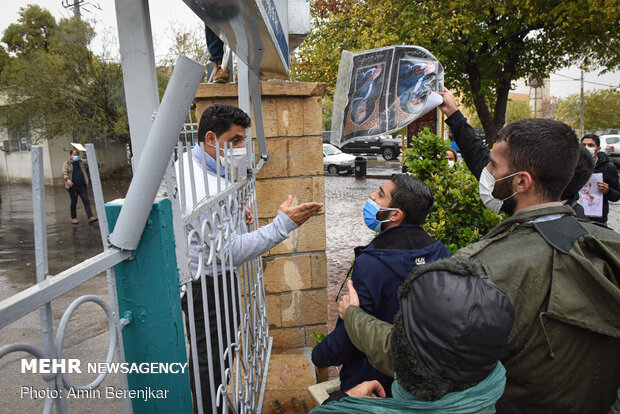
[363,198,398,231]
[72,155,79,162]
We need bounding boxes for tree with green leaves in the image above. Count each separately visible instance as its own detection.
[459,98,533,128]
[2,4,56,57]
[1,5,129,144]
[554,89,620,131]
[293,0,619,144]
[403,128,502,252]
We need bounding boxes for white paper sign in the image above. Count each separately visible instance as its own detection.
[578,173,604,217]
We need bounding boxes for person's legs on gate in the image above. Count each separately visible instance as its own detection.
[208,274,238,405]
[205,25,229,83]
[205,25,224,63]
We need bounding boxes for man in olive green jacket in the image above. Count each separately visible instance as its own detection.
[339,115,620,414]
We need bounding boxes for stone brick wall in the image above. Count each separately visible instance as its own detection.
[194,82,328,413]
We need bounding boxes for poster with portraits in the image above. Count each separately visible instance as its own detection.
[578,173,604,217]
[330,46,444,147]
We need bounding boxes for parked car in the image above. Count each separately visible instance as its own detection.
[323,143,355,175]
[599,134,620,166]
[339,135,401,160]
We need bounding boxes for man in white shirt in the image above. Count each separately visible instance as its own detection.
[176,103,323,413]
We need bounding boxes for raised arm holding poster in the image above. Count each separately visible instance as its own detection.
[330,46,444,147]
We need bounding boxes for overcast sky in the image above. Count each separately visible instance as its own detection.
[2,1,619,99]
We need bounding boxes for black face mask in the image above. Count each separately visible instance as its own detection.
[492,175,517,216]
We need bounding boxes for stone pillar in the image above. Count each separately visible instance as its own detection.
[194,82,328,413]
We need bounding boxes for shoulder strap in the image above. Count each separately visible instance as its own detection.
[533,215,589,254]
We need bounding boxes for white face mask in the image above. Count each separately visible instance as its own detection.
[478,168,521,214]
[231,147,248,177]
[209,141,247,165]
[585,146,596,157]
[447,160,455,168]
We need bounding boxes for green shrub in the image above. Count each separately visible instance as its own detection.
[403,128,503,253]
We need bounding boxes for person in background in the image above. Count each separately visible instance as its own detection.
[446,148,457,169]
[61,149,97,225]
[581,134,620,225]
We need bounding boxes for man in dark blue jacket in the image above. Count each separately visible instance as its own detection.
[311,174,450,395]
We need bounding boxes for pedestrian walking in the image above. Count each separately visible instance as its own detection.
[61,149,97,224]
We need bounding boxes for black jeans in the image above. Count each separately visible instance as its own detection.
[68,184,93,219]
[182,275,239,413]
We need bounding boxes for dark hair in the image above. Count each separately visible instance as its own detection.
[69,149,78,155]
[389,174,433,225]
[581,133,600,147]
[446,149,457,159]
[561,145,595,200]
[197,103,251,143]
[497,118,579,201]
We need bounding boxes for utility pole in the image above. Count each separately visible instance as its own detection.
[62,0,101,20]
[72,0,81,19]
[530,78,539,118]
[579,70,585,138]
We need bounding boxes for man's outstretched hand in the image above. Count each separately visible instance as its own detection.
[279,195,323,226]
[345,380,386,399]
[338,279,360,320]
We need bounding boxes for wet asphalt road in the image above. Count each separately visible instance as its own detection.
[0,178,131,299]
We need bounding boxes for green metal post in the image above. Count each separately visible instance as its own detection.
[106,197,192,413]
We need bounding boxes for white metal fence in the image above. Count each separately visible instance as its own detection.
[0,145,133,414]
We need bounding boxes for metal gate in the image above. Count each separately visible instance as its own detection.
[175,134,272,413]
[0,145,133,414]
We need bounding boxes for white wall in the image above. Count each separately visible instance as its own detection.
[0,150,32,183]
[0,133,129,185]
[93,140,128,177]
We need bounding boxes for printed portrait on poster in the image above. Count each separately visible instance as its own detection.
[350,64,384,126]
[340,47,392,141]
[396,59,437,115]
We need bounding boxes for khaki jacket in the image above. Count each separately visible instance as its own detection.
[61,159,89,189]
[346,204,620,414]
